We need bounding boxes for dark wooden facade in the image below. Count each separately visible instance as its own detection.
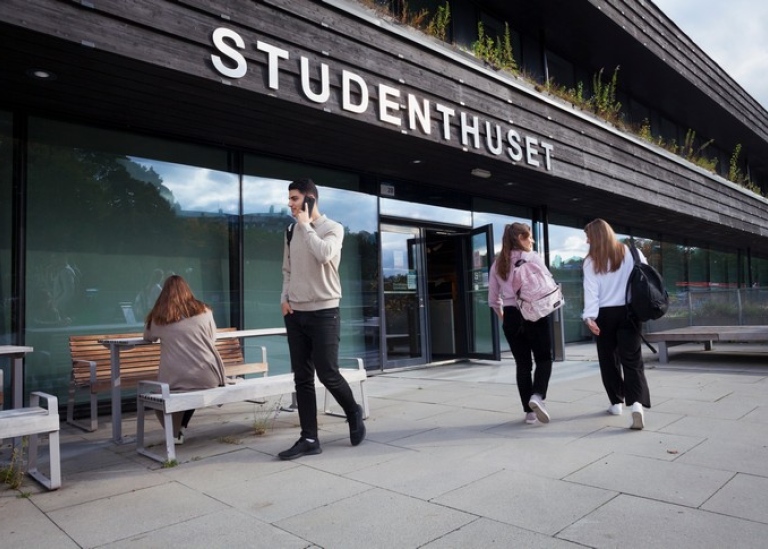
[2,0,768,254]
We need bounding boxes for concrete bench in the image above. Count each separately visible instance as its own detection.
[66,328,267,432]
[644,325,768,363]
[135,358,368,463]
[0,371,61,490]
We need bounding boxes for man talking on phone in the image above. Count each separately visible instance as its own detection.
[278,178,366,460]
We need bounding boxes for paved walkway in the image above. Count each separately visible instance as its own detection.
[3,342,768,548]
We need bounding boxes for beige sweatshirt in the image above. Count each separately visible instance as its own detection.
[281,215,343,311]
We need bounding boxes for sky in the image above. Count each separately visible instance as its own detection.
[653,0,768,111]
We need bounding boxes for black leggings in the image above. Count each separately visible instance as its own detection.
[502,306,553,413]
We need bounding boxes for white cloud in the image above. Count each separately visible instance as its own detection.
[654,0,768,110]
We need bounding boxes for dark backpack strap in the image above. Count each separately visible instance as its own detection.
[286,223,295,247]
[626,240,657,353]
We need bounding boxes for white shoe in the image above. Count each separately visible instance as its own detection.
[607,403,623,415]
[630,403,644,430]
[524,412,537,424]
[528,394,550,423]
[175,427,186,445]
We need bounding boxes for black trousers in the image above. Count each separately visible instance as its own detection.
[594,306,651,408]
[284,308,358,440]
[502,306,553,413]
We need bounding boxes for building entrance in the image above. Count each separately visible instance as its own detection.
[380,222,499,369]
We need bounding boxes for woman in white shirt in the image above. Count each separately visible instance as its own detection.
[582,219,651,430]
[489,223,553,425]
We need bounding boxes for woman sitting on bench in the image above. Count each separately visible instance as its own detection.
[143,275,227,444]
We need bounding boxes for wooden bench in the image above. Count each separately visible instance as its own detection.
[135,358,369,463]
[0,371,61,490]
[66,328,268,431]
[644,325,768,363]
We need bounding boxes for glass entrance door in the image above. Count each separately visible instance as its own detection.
[380,224,428,368]
[467,225,500,360]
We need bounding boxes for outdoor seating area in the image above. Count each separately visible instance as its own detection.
[136,357,368,463]
[66,328,269,434]
[0,370,61,491]
[645,325,768,363]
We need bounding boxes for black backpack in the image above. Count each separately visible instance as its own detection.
[626,241,669,323]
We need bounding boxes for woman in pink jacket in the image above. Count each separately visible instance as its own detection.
[488,223,553,424]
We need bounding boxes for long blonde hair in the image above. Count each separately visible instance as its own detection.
[145,275,208,327]
[495,222,531,280]
[584,218,625,274]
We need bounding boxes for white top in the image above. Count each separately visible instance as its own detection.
[582,244,646,319]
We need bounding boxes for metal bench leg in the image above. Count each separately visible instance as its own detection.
[136,400,146,455]
[27,430,61,490]
[162,411,176,463]
[658,342,669,364]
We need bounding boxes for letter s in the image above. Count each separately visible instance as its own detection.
[211,28,247,79]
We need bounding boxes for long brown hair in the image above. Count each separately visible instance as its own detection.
[584,218,625,274]
[495,222,531,280]
[145,275,208,327]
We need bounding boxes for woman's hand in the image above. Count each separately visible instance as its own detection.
[585,318,600,336]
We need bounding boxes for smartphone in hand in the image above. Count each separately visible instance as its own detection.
[303,196,316,216]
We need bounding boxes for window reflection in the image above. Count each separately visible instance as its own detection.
[242,161,379,373]
[25,118,234,397]
[380,197,472,226]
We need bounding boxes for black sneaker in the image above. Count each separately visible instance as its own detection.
[278,437,322,460]
[348,404,366,446]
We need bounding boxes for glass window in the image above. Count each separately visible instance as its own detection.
[548,216,590,342]
[1,111,12,407]
[242,156,379,373]
[25,118,235,398]
[1,111,11,346]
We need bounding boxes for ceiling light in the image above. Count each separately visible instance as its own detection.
[26,68,57,80]
[471,168,491,178]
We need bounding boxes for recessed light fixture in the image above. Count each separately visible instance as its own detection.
[471,168,491,178]
[26,68,57,80]
[410,159,422,164]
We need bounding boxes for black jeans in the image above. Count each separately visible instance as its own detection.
[502,306,553,413]
[594,306,651,408]
[284,307,357,440]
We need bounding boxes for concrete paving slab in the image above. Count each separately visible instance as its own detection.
[46,482,228,547]
[469,436,613,479]
[32,459,167,513]
[660,414,768,443]
[701,472,768,523]
[422,517,584,548]
[567,424,704,461]
[103,508,309,548]
[564,451,733,507]
[346,449,504,500]
[275,487,476,549]
[201,464,372,524]
[675,437,768,477]
[558,493,768,548]
[432,469,616,536]
[1,497,80,547]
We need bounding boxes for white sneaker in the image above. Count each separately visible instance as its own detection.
[524,412,537,424]
[528,394,550,423]
[630,403,644,430]
[607,403,623,415]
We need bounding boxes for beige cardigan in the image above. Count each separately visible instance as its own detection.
[143,309,226,391]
